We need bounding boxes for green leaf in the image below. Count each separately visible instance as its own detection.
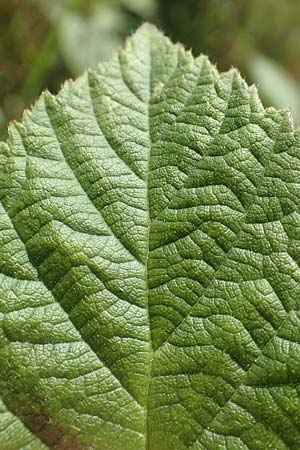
[1,24,300,449]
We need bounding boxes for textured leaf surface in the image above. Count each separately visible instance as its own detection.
[1,24,300,450]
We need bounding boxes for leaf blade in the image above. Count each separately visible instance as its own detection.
[1,24,300,450]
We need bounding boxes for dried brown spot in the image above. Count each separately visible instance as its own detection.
[53,435,84,450]
[26,413,85,449]
[27,413,49,433]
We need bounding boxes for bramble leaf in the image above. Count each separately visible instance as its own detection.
[1,24,300,450]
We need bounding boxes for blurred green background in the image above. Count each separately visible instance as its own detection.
[1,0,300,139]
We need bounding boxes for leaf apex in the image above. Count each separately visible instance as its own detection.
[134,22,161,34]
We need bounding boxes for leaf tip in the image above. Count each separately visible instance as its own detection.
[129,22,166,42]
[135,22,160,33]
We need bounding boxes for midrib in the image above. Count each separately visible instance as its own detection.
[144,32,154,450]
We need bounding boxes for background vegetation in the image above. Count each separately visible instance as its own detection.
[1,0,300,139]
